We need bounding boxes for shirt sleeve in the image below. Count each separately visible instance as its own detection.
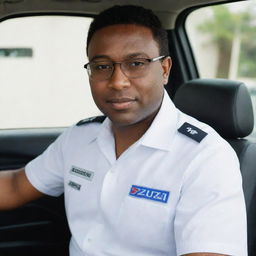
[174,143,248,256]
[25,127,72,197]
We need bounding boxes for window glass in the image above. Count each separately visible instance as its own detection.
[0,16,101,129]
[186,0,256,138]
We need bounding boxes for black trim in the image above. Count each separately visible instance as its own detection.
[76,115,106,126]
[166,29,191,98]
[0,11,95,23]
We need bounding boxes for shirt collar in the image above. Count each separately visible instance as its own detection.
[139,90,178,151]
[96,118,116,164]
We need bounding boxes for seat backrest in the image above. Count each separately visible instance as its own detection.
[173,78,256,256]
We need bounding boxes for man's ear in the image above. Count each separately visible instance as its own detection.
[162,57,172,85]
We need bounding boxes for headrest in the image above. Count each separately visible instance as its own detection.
[173,79,254,138]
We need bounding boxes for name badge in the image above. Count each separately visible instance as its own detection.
[70,166,94,181]
[68,181,81,191]
[129,185,170,204]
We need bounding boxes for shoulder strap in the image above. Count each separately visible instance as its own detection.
[76,115,106,126]
[178,122,208,143]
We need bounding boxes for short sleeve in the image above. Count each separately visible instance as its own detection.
[25,127,72,197]
[174,144,248,256]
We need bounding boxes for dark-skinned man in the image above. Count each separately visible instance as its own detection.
[0,5,247,256]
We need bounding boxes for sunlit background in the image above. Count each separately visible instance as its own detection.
[0,0,255,135]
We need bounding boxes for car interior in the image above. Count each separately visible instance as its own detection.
[174,78,256,254]
[0,0,255,255]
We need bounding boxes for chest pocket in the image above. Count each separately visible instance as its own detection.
[116,196,171,251]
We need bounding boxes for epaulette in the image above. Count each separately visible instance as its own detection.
[76,115,106,126]
[178,122,207,143]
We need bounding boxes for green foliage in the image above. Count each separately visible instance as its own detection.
[197,2,256,78]
[238,9,256,78]
[198,6,234,42]
[240,41,256,77]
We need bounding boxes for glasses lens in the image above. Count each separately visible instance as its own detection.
[89,62,113,81]
[122,59,149,78]
[86,58,151,80]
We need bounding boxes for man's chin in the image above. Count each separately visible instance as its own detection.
[103,107,159,129]
[106,112,141,127]
[108,113,155,130]
[109,117,138,128]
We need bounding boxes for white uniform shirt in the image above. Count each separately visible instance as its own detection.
[25,91,247,256]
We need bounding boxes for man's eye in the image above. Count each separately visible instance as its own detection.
[128,61,146,67]
[93,64,112,71]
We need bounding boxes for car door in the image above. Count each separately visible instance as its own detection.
[0,128,71,256]
[0,14,100,256]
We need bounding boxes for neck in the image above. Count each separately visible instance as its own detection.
[112,113,157,159]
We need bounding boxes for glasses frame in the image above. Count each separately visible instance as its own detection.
[83,55,167,81]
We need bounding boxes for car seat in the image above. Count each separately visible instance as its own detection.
[173,78,256,256]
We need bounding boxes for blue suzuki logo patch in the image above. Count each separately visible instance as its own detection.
[129,185,170,203]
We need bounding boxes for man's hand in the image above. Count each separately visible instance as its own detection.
[0,168,44,210]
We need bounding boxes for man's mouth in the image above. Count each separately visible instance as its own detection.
[106,97,137,110]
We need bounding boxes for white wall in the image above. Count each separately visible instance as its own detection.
[0,16,101,129]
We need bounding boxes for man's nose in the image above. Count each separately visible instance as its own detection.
[108,64,131,90]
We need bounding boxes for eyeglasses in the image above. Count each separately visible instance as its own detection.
[84,55,167,81]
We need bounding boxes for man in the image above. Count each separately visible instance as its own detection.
[0,5,247,256]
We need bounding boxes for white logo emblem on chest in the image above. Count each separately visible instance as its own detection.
[186,127,198,135]
[70,166,94,181]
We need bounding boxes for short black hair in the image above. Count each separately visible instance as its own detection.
[86,5,169,56]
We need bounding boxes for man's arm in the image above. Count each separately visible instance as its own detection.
[0,168,44,210]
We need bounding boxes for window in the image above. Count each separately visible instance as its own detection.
[0,16,101,129]
[186,0,256,137]
[0,48,33,57]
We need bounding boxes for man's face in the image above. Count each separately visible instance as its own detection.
[87,24,171,127]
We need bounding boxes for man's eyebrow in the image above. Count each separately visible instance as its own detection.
[126,53,149,58]
[90,53,149,62]
[90,55,110,62]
